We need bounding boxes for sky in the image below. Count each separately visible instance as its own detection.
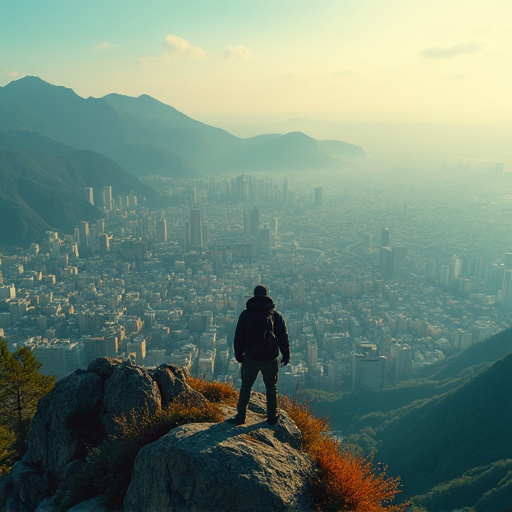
[1,0,511,159]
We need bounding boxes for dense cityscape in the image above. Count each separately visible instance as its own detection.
[1,162,512,398]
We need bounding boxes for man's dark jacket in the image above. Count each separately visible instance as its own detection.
[234,296,290,362]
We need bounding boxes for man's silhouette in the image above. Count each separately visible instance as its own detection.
[229,285,290,426]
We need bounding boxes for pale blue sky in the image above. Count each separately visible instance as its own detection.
[1,0,511,153]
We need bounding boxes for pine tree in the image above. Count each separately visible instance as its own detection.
[0,338,55,465]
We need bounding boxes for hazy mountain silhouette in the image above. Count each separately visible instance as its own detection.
[0,131,158,247]
[0,76,364,177]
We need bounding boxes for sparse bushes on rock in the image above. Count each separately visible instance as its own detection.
[187,376,238,403]
[281,397,405,512]
[65,397,224,510]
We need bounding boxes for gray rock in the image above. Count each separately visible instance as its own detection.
[124,420,314,512]
[151,365,207,407]
[11,458,47,511]
[87,357,124,377]
[29,371,103,475]
[102,362,161,435]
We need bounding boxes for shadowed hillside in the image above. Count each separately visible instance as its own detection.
[0,134,157,246]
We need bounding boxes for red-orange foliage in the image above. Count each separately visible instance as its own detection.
[187,376,238,404]
[281,399,405,512]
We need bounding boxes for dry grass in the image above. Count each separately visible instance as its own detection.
[65,397,224,511]
[187,376,238,404]
[65,377,405,512]
[281,397,406,512]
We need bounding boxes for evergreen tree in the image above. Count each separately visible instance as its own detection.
[0,338,55,464]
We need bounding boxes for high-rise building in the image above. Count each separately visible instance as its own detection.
[77,221,90,247]
[352,353,386,391]
[307,342,318,368]
[449,256,462,282]
[258,226,272,254]
[101,186,113,210]
[379,246,393,278]
[504,252,512,270]
[272,217,278,238]
[99,233,110,254]
[381,227,390,246]
[500,269,512,311]
[84,187,94,205]
[185,209,206,249]
[390,343,412,382]
[379,245,407,279]
[156,218,168,244]
[249,207,259,237]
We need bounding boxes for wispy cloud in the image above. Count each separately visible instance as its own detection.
[141,35,206,66]
[224,45,251,60]
[164,35,206,59]
[96,42,121,52]
[421,41,482,59]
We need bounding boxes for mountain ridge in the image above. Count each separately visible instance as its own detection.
[0,76,365,178]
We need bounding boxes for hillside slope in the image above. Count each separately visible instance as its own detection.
[0,76,364,177]
[0,134,157,246]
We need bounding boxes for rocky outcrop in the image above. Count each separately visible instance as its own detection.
[1,358,314,512]
[124,419,313,512]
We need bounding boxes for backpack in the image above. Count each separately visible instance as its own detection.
[246,310,279,361]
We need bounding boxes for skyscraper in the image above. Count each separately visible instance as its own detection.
[185,209,206,249]
[156,217,168,244]
[77,221,90,247]
[84,187,94,205]
[249,206,260,236]
[352,353,387,391]
[381,227,390,247]
[101,186,113,211]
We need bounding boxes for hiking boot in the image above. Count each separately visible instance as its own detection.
[227,415,246,426]
[266,413,280,426]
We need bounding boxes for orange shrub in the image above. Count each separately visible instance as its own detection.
[187,376,238,404]
[282,399,406,512]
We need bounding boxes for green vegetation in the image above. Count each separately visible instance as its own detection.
[0,338,55,469]
[411,459,512,511]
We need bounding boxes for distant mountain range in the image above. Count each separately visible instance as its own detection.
[0,76,364,247]
[309,327,512,511]
[0,76,365,178]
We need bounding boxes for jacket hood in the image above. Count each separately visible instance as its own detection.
[246,296,275,312]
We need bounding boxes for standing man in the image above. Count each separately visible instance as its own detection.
[229,285,290,426]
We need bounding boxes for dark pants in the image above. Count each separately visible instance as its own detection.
[236,355,279,420]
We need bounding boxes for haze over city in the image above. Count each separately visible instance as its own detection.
[2,2,512,511]
[2,0,512,160]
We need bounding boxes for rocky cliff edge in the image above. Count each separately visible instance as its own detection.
[0,358,314,512]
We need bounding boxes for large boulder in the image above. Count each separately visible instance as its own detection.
[124,416,314,512]
[101,363,161,434]
[4,358,196,511]
[3,358,315,512]
[29,371,103,475]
